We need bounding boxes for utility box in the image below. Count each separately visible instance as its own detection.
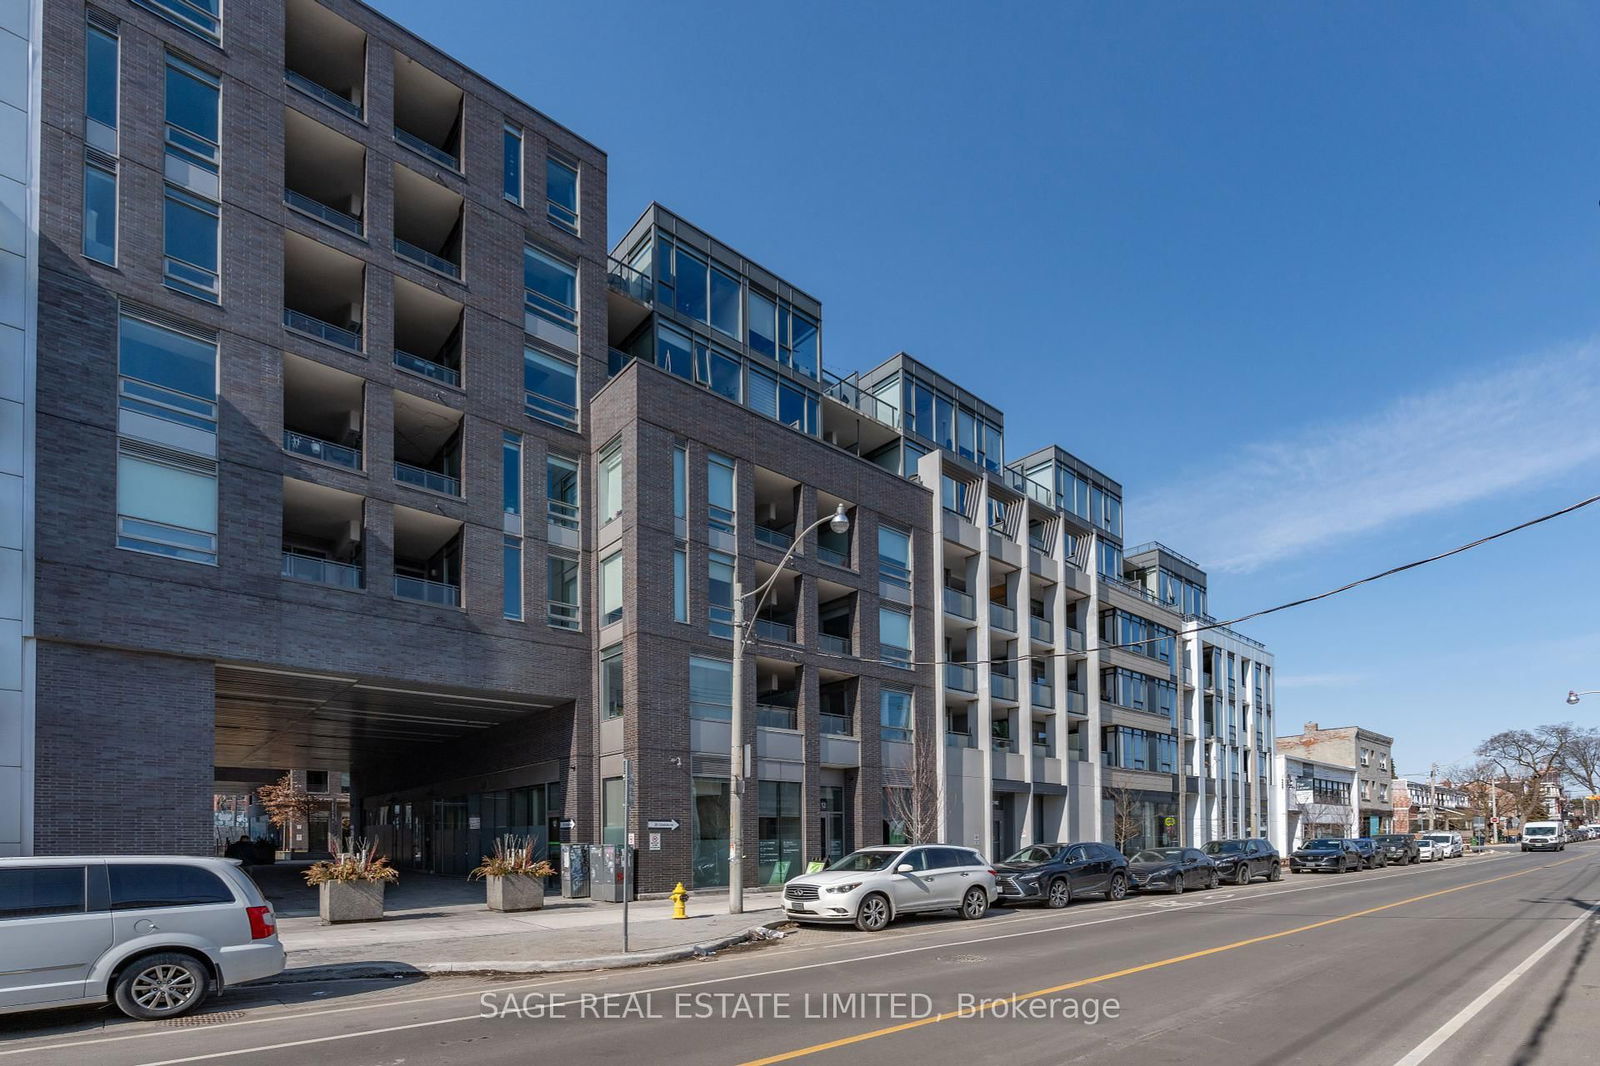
[560,842,591,899]
[589,844,635,902]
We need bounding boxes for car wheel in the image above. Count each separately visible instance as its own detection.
[960,887,989,920]
[855,892,891,932]
[1046,878,1071,909]
[1170,874,1185,895]
[112,952,209,1021]
[1268,863,1283,882]
[1234,864,1251,886]
[1106,873,1128,901]
[1208,869,1221,890]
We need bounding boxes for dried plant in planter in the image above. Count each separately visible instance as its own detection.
[304,837,400,885]
[469,835,555,880]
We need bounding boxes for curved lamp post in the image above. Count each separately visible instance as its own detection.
[1567,690,1600,706]
[729,504,850,913]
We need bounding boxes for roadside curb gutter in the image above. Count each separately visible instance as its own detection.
[257,920,793,985]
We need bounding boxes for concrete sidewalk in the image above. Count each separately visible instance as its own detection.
[248,864,791,979]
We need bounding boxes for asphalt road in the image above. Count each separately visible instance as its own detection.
[3,847,1598,1066]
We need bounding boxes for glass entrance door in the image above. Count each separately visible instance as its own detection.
[820,785,851,864]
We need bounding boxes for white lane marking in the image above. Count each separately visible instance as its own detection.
[1391,900,1600,1066]
[0,849,1512,1061]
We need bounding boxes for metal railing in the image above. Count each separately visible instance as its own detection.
[754,617,796,644]
[1125,542,1204,569]
[394,349,460,387]
[1030,615,1054,643]
[394,574,459,606]
[989,602,1017,631]
[820,712,853,736]
[1031,681,1055,709]
[990,672,1018,701]
[821,370,900,428]
[756,704,797,730]
[818,633,850,655]
[754,525,793,550]
[945,663,977,692]
[547,499,580,531]
[607,347,633,377]
[394,237,460,279]
[284,188,362,236]
[281,552,362,589]
[395,461,460,497]
[284,308,361,351]
[817,545,849,568]
[393,126,458,170]
[283,430,360,470]
[284,69,362,120]
[943,586,976,620]
[606,256,651,304]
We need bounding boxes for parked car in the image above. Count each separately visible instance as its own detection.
[1290,838,1362,874]
[1201,838,1282,885]
[1126,847,1218,894]
[1415,838,1442,862]
[1372,834,1422,865]
[992,842,1129,907]
[1421,831,1464,858]
[782,845,996,932]
[1520,822,1565,852]
[0,856,283,1020]
[1351,838,1389,869]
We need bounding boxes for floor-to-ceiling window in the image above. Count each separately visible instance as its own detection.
[757,781,803,885]
[692,777,730,888]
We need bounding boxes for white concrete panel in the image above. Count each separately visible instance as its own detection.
[0,0,25,38]
[0,620,18,688]
[0,30,24,112]
[0,174,22,255]
[0,323,18,403]
[0,473,19,550]
[0,687,19,764]
[0,546,18,619]
[0,249,21,329]
[0,766,19,842]
[0,104,25,185]
[0,397,20,475]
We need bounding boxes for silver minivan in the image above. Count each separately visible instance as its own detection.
[0,856,284,1020]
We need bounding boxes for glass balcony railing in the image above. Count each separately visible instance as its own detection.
[992,735,1018,754]
[754,618,797,644]
[818,633,850,655]
[945,663,977,693]
[1030,615,1054,644]
[817,545,850,568]
[1032,681,1055,709]
[393,126,458,170]
[283,430,360,470]
[606,256,651,305]
[394,349,460,387]
[281,551,363,589]
[754,525,793,550]
[394,574,459,606]
[943,587,976,620]
[821,370,900,429]
[989,602,1017,631]
[284,69,362,120]
[756,705,797,730]
[394,237,460,279]
[395,461,460,497]
[1063,627,1085,653]
[1066,689,1087,714]
[284,308,361,351]
[284,188,363,237]
[990,672,1018,702]
[819,712,853,736]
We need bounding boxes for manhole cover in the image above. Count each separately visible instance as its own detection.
[160,1011,245,1028]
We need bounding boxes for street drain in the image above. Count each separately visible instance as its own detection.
[160,1011,246,1028]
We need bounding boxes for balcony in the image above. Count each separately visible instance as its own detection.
[394,574,459,606]
[393,504,462,607]
[281,477,364,591]
[945,663,977,693]
[607,256,650,305]
[820,712,853,736]
[282,354,362,470]
[392,53,463,171]
[943,586,976,620]
[1030,615,1054,644]
[284,231,364,352]
[754,525,792,550]
[756,704,797,730]
[392,389,463,499]
[990,671,1018,702]
[754,617,797,644]
[393,277,463,388]
[753,466,799,555]
[393,164,463,279]
[284,109,365,238]
[395,462,459,497]
[1066,689,1087,714]
[992,734,1018,755]
[819,633,850,655]
[1063,627,1085,653]
[989,601,1017,632]
[284,0,365,121]
[1032,681,1055,709]
[817,545,849,568]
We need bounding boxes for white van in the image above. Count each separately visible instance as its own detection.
[1521,822,1565,852]
[0,856,284,1020]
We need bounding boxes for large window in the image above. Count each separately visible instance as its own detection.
[672,445,688,526]
[878,524,911,590]
[118,313,217,433]
[746,289,777,358]
[163,186,219,302]
[656,323,694,380]
[879,606,912,666]
[602,777,626,846]
[162,53,220,301]
[135,0,220,42]
[707,453,735,539]
[697,340,742,401]
[502,126,522,204]
[880,688,914,743]
[708,551,734,638]
[1100,609,1175,664]
[689,656,732,721]
[83,19,119,264]
[116,442,218,564]
[1098,540,1123,580]
[599,551,622,626]
[597,441,622,524]
[746,369,818,434]
[524,347,578,430]
[546,153,579,234]
[1101,726,1177,774]
[524,246,578,339]
[547,552,579,629]
[601,644,623,719]
[84,159,118,264]
[85,22,119,141]
[692,777,730,888]
[501,432,522,516]
[1100,668,1178,722]
[672,548,688,623]
[502,535,523,621]
[546,455,579,530]
[757,781,803,885]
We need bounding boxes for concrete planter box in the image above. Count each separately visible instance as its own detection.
[318,879,386,923]
[486,873,545,912]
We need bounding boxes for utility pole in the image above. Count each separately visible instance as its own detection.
[728,582,745,914]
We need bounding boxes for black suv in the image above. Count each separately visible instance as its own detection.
[1201,838,1282,885]
[1371,834,1421,865]
[993,842,1130,907]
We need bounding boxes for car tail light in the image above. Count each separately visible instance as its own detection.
[247,904,276,940]
[987,869,997,877]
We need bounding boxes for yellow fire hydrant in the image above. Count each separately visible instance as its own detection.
[670,882,690,920]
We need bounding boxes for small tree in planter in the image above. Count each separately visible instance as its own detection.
[305,837,398,923]
[470,836,555,912]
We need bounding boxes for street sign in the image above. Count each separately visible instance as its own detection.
[646,818,681,831]
[649,833,661,851]
[558,818,575,830]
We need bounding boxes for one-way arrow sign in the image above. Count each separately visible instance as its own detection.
[646,818,681,831]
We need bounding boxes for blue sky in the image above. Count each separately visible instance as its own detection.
[379,0,1600,772]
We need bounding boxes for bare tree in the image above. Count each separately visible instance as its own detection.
[1297,801,1350,841]
[1475,725,1575,824]
[256,773,316,849]
[883,726,941,845]
[1559,728,1600,799]
[1104,787,1143,853]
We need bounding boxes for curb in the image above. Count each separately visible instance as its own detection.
[255,920,793,984]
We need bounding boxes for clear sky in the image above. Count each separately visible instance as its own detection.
[377,0,1600,774]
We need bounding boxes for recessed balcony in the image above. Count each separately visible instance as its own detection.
[393,389,463,498]
[393,164,463,279]
[284,108,365,238]
[284,0,366,121]
[393,52,463,171]
[283,231,364,352]
[393,505,462,607]
[393,277,463,388]
[281,477,364,590]
[282,354,363,471]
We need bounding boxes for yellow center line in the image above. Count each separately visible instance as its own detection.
[739,855,1588,1065]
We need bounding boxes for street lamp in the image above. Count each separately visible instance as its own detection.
[1567,690,1599,705]
[728,503,850,914]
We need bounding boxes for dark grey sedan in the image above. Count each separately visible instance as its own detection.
[1127,847,1218,894]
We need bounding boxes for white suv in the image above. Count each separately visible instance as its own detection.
[0,856,284,1020]
[782,845,997,931]
[1421,832,1464,858]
